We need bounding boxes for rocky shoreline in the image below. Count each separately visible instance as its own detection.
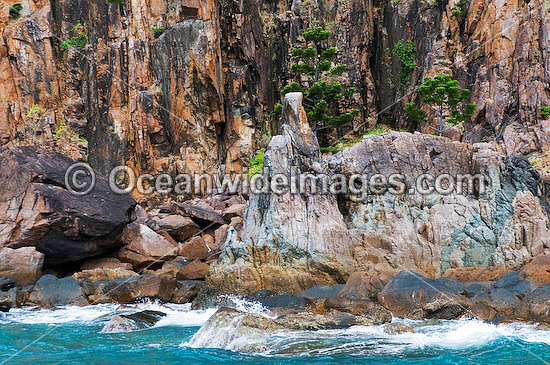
[1,94,550,338]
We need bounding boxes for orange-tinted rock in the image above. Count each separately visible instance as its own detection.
[338,270,397,300]
[156,215,200,242]
[178,260,210,280]
[520,255,550,288]
[179,236,209,260]
[119,223,177,268]
[0,247,44,285]
[81,257,133,271]
[443,267,511,283]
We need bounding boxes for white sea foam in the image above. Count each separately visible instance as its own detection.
[219,294,275,318]
[183,315,550,356]
[1,301,214,327]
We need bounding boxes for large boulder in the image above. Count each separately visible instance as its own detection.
[27,275,89,307]
[154,215,200,242]
[100,310,166,333]
[118,223,177,269]
[377,271,466,319]
[161,259,209,280]
[179,236,209,260]
[337,270,397,301]
[519,254,550,288]
[81,273,176,304]
[81,257,133,271]
[0,247,44,285]
[0,147,135,264]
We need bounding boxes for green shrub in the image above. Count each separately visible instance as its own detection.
[280,26,360,135]
[406,74,475,135]
[451,0,467,18]
[248,148,265,178]
[151,27,165,38]
[391,40,416,89]
[541,106,550,120]
[9,3,22,20]
[320,146,343,153]
[61,24,88,51]
[106,0,124,4]
[54,120,81,141]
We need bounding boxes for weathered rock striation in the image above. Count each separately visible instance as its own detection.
[208,92,550,294]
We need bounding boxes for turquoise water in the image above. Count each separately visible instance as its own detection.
[1,303,549,364]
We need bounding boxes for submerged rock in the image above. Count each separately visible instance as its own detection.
[188,306,392,352]
[100,310,166,333]
[383,322,415,335]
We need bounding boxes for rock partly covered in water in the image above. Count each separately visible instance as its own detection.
[378,271,466,320]
[0,147,136,265]
[100,310,167,333]
[27,274,89,307]
[188,306,392,352]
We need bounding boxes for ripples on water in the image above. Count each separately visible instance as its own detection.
[1,298,549,364]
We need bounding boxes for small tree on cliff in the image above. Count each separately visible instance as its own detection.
[272,26,359,137]
[406,74,476,135]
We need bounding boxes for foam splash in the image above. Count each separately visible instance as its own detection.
[0,301,215,327]
[218,295,275,318]
[184,315,550,356]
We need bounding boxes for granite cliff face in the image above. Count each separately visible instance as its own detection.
[0,0,270,179]
[207,93,550,294]
[2,0,549,179]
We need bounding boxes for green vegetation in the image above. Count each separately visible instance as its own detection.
[151,27,165,39]
[25,105,46,144]
[451,0,467,18]
[248,148,265,178]
[391,40,416,90]
[106,0,124,4]
[9,3,22,20]
[54,120,85,142]
[406,74,475,135]
[268,103,283,123]
[276,26,360,136]
[541,106,550,120]
[61,24,88,51]
[320,125,393,153]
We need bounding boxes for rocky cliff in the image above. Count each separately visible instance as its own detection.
[1,0,270,179]
[1,0,549,181]
[207,92,550,294]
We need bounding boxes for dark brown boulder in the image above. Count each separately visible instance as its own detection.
[0,147,135,264]
[377,271,466,319]
[81,273,176,304]
[171,202,226,225]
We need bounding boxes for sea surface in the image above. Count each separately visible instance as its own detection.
[1,300,550,364]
